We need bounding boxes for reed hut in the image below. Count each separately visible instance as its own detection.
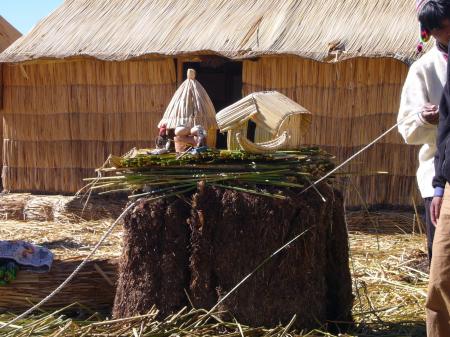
[0,0,424,207]
[0,17,21,52]
[216,91,312,150]
[159,68,218,148]
[0,16,21,188]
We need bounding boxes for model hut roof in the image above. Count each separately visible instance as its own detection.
[158,69,217,129]
[0,0,426,63]
[216,91,312,136]
[0,16,21,52]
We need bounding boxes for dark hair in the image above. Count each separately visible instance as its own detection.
[419,1,450,31]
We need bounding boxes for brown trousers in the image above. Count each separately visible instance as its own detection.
[427,183,450,336]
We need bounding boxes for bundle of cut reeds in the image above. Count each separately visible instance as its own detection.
[0,194,126,222]
[84,147,335,200]
[0,193,29,220]
[0,258,117,313]
[0,219,122,313]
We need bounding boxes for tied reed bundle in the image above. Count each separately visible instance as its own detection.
[83,147,335,200]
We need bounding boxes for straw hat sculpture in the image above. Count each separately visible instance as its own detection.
[216,91,312,152]
[158,69,218,147]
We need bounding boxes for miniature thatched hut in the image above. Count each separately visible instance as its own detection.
[0,0,425,207]
[159,69,218,148]
[216,91,312,150]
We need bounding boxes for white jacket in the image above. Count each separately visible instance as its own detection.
[398,46,447,198]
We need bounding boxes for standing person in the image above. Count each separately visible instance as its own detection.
[423,1,450,334]
[398,0,448,262]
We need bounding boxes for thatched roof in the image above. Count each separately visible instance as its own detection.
[217,91,311,136]
[159,69,218,129]
[0,16,21,52]
[0,0,425,63]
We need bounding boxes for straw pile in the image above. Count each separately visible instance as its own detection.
[1,58,176,193]
[0,219,121,312]
[242,56,420,208]
[0,214,428,336]
[0,193,126,222]
[349,232,428,328]
[113,184,353,331]
[0,306,332,337]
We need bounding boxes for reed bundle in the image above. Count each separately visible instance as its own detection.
[85,147,335,199]
[0,219,121,312]
[0,258,117,313]
[0,193,126,222]
[0,193,29,220]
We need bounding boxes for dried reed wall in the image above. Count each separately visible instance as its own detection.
[1,65,3,188]
[2,59,176,193]
[242,56,419,207]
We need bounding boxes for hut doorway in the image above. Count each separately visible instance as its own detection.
[181,58,242,148]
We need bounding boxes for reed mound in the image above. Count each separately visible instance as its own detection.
[113,184,353,331]
[113,198,191,318]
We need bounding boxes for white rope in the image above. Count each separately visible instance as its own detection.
[301,112,420,194]
[0,201,137,330]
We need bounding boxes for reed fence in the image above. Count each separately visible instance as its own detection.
[2,58,176,192]
[242,56,419,207]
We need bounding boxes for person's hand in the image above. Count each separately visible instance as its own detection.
[431,196,443,226]
[421,104,439,124]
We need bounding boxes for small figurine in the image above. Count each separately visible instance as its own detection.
[173,125,195,153]
[151,124,171,155]
[190,125,207,147]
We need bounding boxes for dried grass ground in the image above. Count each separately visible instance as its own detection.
[0,219,123,260]
[0,211,428,336]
